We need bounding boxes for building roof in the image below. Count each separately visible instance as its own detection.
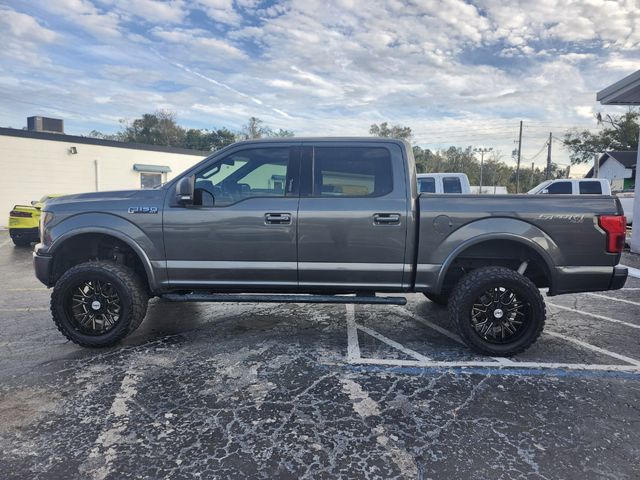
[585,151,637,178]
[0,127,209,156]
[597,70,640,105]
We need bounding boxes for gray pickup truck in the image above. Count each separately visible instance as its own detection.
[33,138,628,356]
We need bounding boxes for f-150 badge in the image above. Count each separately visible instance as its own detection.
[128,207,158,214]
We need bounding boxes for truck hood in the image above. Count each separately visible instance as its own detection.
[44,189,164,209]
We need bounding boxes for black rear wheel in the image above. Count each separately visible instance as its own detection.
[51,261,148,347]
[449,266,545,356]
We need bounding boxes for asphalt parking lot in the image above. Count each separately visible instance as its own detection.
[1,231,640,479]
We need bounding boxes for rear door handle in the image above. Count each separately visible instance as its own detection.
[265,213,292,225]
[373,213,401,225]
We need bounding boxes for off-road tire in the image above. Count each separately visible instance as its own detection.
[51,261,148,347]
[423,292,448,306]
[449,266,545,356]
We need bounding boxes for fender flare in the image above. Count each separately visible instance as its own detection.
[48,217,160,291]
[434,231,558,295]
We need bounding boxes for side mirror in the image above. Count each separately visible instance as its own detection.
[31,200,38,206]
[540,189,549,194]
[175,176,194,205]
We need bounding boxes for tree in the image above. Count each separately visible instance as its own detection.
[183,127,237,151]
[563,109,639,164]
[119,110,185,147]
[242,116,271,139]
[369,122,413,141]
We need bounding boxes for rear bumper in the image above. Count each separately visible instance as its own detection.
[609,266,628,291]
[10,227,39,242]
[33,251,53,287]
[550,265,627,295]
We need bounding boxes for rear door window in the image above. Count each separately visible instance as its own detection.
[442,177,462,193]
[418,177,436,193]
[312,147,392,197]
[579,181,602,194]
[546,181,572,194]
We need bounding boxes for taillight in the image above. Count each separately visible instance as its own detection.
[598,215,626,253]
[10,210,32,218]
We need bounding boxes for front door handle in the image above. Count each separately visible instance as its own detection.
[373,213,401,225]
[265,213,292,225]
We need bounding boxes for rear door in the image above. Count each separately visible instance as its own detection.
[297,142,409,291]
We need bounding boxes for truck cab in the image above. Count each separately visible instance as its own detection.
[528,178,611,195]
[417,173,471,194]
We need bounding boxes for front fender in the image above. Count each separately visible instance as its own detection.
[46,213,164,291]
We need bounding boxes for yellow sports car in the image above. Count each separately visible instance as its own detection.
[9,194,61,246]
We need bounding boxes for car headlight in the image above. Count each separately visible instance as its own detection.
[40,211,55,244]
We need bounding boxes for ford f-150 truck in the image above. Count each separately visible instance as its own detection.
[33,138,628,356]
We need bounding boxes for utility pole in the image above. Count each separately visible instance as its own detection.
[594,152,600,178]
[531,162,535,188]
[566,165,571,178]
[516,120,523,193]
[545,132,552,180]
[474,147,492,194]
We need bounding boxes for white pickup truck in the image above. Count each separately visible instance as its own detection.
[529,179,633,224]
[417,173,471,194]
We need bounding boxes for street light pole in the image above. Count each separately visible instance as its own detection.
[474,147,493,194]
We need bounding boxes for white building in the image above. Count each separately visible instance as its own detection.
[585,151,636,191]
[0,126,208,227]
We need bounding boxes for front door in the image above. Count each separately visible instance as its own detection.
[297,142,409,291]
[163,145,300,290]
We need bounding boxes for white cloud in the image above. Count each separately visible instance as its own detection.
[112,0,187,23]
[0,6,58,43]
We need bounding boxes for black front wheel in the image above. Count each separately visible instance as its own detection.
[51,261,148,347]
[449,266,545,356]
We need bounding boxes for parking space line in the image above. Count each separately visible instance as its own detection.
[351,357,640,372]
[356,323,432,362]
[345,304,360,361]
[399,308,514,366]
[588,292,640,306]
[547,302,640,329]
[621,265,640,278]
[6,287,49,292]
[0,307,48,312]
[545,330,640,366]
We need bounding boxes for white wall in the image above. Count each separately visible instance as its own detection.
[598,158,629,191]
[0,135,206,227]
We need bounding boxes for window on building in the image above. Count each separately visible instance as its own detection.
[194,147,291,207]
[579,181,603,194]
[545,181,572,194]
[313,147,392,197]
[418,177,436,193]
[140,172,162,189]
[443,177,462,193]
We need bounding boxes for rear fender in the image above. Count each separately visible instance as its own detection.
[423,218,562,294]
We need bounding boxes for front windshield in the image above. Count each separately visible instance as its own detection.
[527,180,551,194]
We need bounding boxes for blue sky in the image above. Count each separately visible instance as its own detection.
[1,0,639,173]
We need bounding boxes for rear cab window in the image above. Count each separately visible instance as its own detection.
[442,177,462,193]
[579,181,602,194]
[312,147,393,197]
[418,177,436,193]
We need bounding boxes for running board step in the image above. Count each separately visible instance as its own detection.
[161,293,407,305]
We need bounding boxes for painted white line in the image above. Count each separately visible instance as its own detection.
[547,302,640,330]
[622,265,640,278]
[350,357,640,372]
[6,287,49,292]
[399,308,511,365]
[622,287,640,291]
[0,307,48,312]
[588,292,640,307]
[82,367,141,479]
[356,324,432,362]
[545,330,640,366]
[345,304,360,361]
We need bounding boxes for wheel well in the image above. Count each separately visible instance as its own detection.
[439,239,552,296]
[51,233,150,293]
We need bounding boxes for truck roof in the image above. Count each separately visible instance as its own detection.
[230,137,409,146]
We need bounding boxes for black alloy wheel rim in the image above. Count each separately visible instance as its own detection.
[67,280,122,335]
[470,286,529,344]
